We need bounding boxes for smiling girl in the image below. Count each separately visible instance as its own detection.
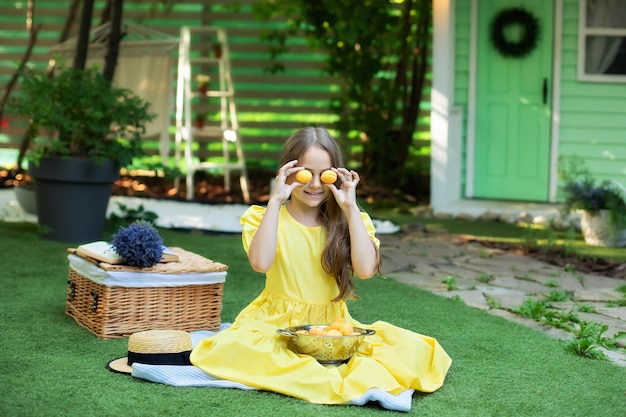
[191,127,452,406]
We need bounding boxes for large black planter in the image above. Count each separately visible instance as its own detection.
[29,157,119,243]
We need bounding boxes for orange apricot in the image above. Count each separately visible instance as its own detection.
[320,170,337,184]
[326,329,343,337]
[295,169,312,183]
[327,322,342,331]
[339,323,354,336]
[308,326,325,336]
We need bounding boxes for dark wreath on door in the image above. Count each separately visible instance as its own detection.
[490,7,540,58]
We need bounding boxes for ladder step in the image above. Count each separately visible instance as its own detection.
[194,90,234,98]
[190,126,234,136]
[191,162,246,170]
[188,57,221,65]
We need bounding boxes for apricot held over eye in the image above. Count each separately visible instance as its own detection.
[320,170,337,184]
[295,169,312,183]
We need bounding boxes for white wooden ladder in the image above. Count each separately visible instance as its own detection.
[174,26,250,202]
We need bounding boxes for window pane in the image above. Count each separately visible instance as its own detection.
[585,36,626,74]
[586,0,626,29]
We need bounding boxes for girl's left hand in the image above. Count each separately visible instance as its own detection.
[326,168,360,210]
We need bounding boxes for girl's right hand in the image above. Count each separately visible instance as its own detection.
[270,160,303,204]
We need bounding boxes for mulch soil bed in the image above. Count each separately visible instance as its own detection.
[476,240,626,280]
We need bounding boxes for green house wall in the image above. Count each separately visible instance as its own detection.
[452,0,626,200]
[0,1,432,174]
[559,0,626,182]
[453,0,471,198]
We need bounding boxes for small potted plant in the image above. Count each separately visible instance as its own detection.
[196,74,210,95]
[7,65,155,242]
[194,113,206,129]
[560,157,626,247]
[212,42,223,58]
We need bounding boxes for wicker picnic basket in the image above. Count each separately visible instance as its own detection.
[65,247,228,339]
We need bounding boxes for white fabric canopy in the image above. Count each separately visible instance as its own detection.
[50,23,179,162]
[87,54,174,161]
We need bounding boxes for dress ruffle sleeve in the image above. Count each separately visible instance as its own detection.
[240,205,266,254]
[360,211,380,249]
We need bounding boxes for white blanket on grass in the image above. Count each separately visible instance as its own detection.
[131,327,414,412]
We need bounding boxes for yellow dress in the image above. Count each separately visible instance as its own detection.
[190,205,452,404]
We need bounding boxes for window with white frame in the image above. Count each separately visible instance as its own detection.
[578,0,626,82]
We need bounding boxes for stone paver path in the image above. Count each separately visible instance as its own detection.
[379,229,626,367]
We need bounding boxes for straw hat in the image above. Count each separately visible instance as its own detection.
[107,329,193,374]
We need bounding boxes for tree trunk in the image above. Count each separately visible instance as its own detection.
[1,0,41,171]
[103,0,123,83]
[362,0,431,188]
[14,0,81,170]
[60,0,82,45]
[73,0,95,70]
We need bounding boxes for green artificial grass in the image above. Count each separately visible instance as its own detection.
[1,221,625,417]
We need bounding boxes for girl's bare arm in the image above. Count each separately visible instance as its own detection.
[247,160,300,272]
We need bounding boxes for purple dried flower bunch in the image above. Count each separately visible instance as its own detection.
[562,179,625,212]
[111,220,164,267]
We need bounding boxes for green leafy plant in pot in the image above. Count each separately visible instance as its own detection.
[559,157,626,247]
[8,65,155,242]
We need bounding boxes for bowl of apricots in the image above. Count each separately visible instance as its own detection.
[277,317,375,365]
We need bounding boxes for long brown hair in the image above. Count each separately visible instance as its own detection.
[279,127,381,301]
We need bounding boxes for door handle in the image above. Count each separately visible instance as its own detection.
[542,78,548,104]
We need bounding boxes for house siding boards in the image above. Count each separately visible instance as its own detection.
[558,0,626,182]
[454,1,471,104]
[0,1,433,173]
[454,0,472,197]
[435,0,625,214]
[0,1,337,168]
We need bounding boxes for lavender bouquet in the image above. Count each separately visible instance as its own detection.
[111,220,164,267]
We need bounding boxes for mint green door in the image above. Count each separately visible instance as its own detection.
[474,0,553,201]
